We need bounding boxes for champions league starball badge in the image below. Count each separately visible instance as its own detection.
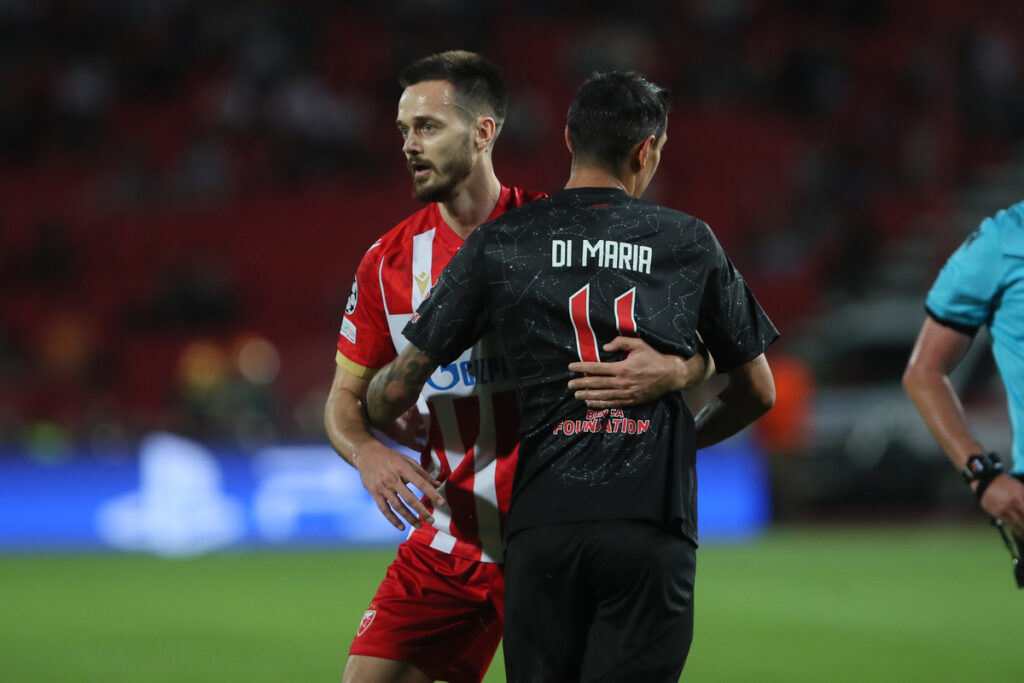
[346,278,359,315]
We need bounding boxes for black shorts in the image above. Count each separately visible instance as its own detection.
[503,519,696,683]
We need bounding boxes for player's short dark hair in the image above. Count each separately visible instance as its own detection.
[399,50,507,129]
[567,71,670,171]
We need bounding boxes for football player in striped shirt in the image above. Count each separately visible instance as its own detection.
[324,52,711,683]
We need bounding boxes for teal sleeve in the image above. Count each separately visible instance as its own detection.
[925,217,1004,332]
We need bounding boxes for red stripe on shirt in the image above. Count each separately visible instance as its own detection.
[446,395,481,552]
[570,284,600,362]
[491,389,520,534]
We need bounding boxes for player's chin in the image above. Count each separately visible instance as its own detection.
[413,180,451,203]
[411,181,456,202]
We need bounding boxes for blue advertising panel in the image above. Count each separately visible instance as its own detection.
[0,432,770,556]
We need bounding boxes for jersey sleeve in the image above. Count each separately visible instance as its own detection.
[403,229,491,366]
[336,242,395,378]
[697,226,780,373]
[925,216,1004,335]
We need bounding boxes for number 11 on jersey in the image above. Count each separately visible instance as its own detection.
[569,284,637,362]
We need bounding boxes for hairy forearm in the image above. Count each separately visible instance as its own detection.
[324,387,377,468]
[666,348,714,392]
[687,343,715,389]
[669,337,714,392]
[366,346,436,427]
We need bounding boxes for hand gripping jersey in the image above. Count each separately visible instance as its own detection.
[337,186,546,562]
[404,187,779,545]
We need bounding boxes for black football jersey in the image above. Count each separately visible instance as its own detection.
[404,187,778,544]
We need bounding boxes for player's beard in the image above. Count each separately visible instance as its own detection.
[412,134,473,203]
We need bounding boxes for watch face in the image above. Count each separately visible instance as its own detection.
[964,454,1003,482]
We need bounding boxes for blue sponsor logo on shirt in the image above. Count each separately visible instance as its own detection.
[427,355,512,391]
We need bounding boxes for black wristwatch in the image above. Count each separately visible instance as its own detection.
[962,453,1004,500]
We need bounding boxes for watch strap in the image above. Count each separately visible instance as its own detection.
[963,453,1004,500]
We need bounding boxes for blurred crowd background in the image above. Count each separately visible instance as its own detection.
[3,0,1024,518]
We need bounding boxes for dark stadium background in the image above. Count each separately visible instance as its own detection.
[2,2,1023,681]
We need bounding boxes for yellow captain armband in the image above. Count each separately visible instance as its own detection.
[336,351,379,379]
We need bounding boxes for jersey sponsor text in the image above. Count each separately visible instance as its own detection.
[552,408,651,436]
[426,354,513,391]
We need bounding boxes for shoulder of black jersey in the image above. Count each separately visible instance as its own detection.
[482,194,554,229]
[657,200,705,224]
[638,199,713,238]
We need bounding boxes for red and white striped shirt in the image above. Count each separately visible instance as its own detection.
[336,185,545,562]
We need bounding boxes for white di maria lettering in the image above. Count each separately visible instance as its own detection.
[551,239,652,274]
[552,408,651,436]
[552,239,573,266]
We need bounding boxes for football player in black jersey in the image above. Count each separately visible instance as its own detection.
[367,71,778,682]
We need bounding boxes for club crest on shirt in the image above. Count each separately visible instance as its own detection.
[357,608,377,636]
[345,278,359,315]
[414,270,431,295]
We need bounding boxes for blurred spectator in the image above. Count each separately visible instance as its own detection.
[755,351,814,457]
[958,25,1024,142]
[35,309,104,386]
[19,304,114,443]
[172,127,234,201]
[776,39,849,116]
[172,334,280,443]
[500,87,551,149]
[266,72,374,180]
[101,145,162,208]
[565,22,660,80]
[22,218,80,288]
[1,0,1023,445]
[127,255,241,331]
[0,318,27,386]
[53,57,114,155]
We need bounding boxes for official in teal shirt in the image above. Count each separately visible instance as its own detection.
[905,200,1024,539]
[926,201,1024,476]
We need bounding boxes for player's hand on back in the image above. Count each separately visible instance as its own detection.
[567,336,708,408]
[355,440,444,531]
[980,474,1024,537]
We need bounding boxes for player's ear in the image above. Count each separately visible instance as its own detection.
[475,116,496,151]
[634,135,656,171]
[564,125,574,154]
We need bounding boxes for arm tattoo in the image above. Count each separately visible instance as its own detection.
[366,346,437,427]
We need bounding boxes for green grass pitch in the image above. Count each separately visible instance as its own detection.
[1,525,1021,682]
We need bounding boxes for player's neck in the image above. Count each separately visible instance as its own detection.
[564,167,630,196]
[438,168,502,240]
